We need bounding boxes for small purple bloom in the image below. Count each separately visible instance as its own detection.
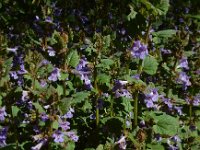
[130,40,148,59]
[40,80,47,87]
[48,68,60,82]
[193,94,200,106]
[47,46,55,56]
[10,71,18,79]
[160,48,172,54]
[115,89,132,98]
[0,107,7,121]
[174,106,183,115]
[7,47,18,54]
[40,113,49,121]
[0,127,8,147]
[116,136,127,150]
[177,57,189,69]
[66,131,79,142]
[59,121,70,131]
[177,72,191,89]
[52,130,64,143]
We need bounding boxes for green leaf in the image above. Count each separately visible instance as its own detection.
[153,113,179,136]
[33,102,45,113]
[59,98,72,114]
[127,4,137,21]
[12,106,20,117]
[56,84,63,96]
[59,72,69,81]
[156,0,170,15]
[96,144,104,150]
[96,74,110,86]
[96,59,114,69]
[121,97,133,113]
[143,56,158,75]
[67,49,80,68]
[152,29,176,38]
[52,120,59,129]
[147,143,165,150]
[72,91,90,104]
[66,142,75,150]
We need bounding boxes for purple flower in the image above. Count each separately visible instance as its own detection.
[193,94,200,106]
[174,106,183,115]
[115,136,127,150]
[40,80,47,87]
[10,71,18,79]
[59,121,70,131]
[66,131,79,142]
[177,57,189,69]
[47,46,55,56]
[52,130,64,143]
[63,108,74,119]
[0,107,7,121]
[177,72,191,89]
[161,97,173,109]
[115,89,132,98]
[7,47,18,54]
[0,127,8,147]
[130,40,148,59]
[112,80,128,91]
[144,88,159,109]
[40,113,49,121]
[75,57,93,89]
[48,68,60,81]
[160,48,172,54]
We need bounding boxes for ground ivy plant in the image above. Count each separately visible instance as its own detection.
[0,0,200,149]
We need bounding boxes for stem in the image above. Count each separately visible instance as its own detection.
[189,104,192,123]
[134,59,143,128]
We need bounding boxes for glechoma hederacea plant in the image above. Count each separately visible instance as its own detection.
[0,0,200,149]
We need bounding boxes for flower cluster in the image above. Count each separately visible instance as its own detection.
[130,40,148,59]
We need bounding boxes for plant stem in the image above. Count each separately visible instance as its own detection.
[133,59,143,127]
[189,104,192,123]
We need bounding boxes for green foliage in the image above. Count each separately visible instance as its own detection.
[153,113,179,136]
[143,56,158,75]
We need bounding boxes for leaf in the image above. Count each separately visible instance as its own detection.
[67,49,80,68]
[143,56,158,75]
[156,0,170,15]
[103,35,111,48]
[127,5,137,21]
[153,113,179,136]
[121,97,133,113]
[96,74,110,86]
[59,98,72,114]
[147,143,165,150]
[52,120,59,129]
[96,59,114,69]
[56,84,63,96]
[33,102,45,113]
[66,142,75,150]
[96,144,104,150]
[72,91,90,104]
[152,29,176,38]
[12,106,20,117]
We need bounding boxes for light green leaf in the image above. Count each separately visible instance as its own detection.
[143,56,158,75]
[72,91,90,104]
[52,120,59,129]
[96,144,104,150]
[127,5,137,21]
[152,29,176,38]
[33,102,45,113]
[12,106,20,117]
[67,49,80,68]
[153,113,179,136]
